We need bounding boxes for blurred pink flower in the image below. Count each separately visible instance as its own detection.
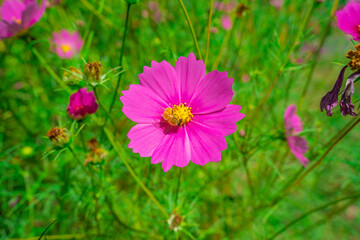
[242,74,250,83]
[221,15,232,30]
[67,88,98,120]
[120,53,245,172]
[211,27,218,33]
[270,0,283,9]
[0,0,46,39]
[284,105,309,167]
[214,1,236,12]
[52,30,83,59]
[336,3,360,41]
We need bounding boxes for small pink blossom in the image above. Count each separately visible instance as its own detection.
[120,53,245,172]
[270,0,283,9]
[284,105,309,167]
[221,15,232,30]
[336,3,360,41]
[211,27,218,33]
[214,1,236,12]
[0,0,47,39]
[51,30,83,59]
[242,74,250,83]
[67,88,98,120]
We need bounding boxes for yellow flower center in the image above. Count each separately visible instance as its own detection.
[12,17,22,24]
[162,103,193,127]
[61,44,71,53]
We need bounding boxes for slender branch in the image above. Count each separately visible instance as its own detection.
[174,168,182,206]
[268,192,360,240]
[104,128,169,218]
[205,0,214,66]
[177,0,202,60]
[108,2,131,114]
[298,0,339,109]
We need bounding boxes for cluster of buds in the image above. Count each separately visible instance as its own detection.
[84,138,108,165]
[62,61,103,86]
[46,127,72,149]
[346,44,360,70]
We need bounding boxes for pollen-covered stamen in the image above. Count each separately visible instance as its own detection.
[61,44,71,53]
[162,103,193,127]
[12,17,22,24]
[346,44,360,70]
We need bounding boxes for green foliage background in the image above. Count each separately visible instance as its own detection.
[1,0,360,239]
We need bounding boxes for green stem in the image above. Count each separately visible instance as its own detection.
[298,0,339,109]
[204,0,214,66]
[288,114,360,191]
[93,86,116,129]
[32,48,70,93]
[104,128,169,219]
[268,192,360,240]
[108,2,131,114]
[174,168,182,207]
[177,0,202,60]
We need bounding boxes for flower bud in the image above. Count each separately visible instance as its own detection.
[84,138,108,165]
[63,67,83,85]
[84,61,101,83]
[46,127,72,149]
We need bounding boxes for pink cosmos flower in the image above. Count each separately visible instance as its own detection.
[336,3,360,41]
[0,0,46,39]
[120,53,245,172]
[51,30,83,59]
[284,105,309,167]
[67,88,98,120]
[221,15,232,30]
[270,0,283,10]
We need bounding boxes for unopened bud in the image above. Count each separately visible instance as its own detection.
[63,67,83,85]
[46,127,72,149]
[84,61,101,83]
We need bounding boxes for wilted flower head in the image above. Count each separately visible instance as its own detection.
[235,3,249,18]
[46,127,72,149]
[168,211,182,232]
[120,53,245,172]
[84,61,102,83]
[336,3,360,41]
[221,15,232,30]
[340,71,360,116]
[52,29,83,59]
[320,65,348,116]
[67,88,98,120]
[63,66,82,85]
[84,138,108,165]
[284,105,309,167]
[0,0,47,39]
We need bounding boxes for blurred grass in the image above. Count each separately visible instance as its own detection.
[1,0,360,239]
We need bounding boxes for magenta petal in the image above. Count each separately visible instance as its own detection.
[194,104,245,136]
[128,124,165,157]
[139,60,180,105]
[174,52,206,104]
[32,0,46,23]
[22,1,38,27]
[284,104,303,134]
[0,21,11,39]
[0,0,25,22]
[189,70,233,114]
[336,3,360,39]
[120,84,169,124]
[287,136,309,167]
[151,127,191,172]
[187,122,227,166]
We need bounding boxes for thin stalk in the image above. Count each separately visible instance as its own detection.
[267,192,360,240]
[104,128,169,218]
[174,168,182,206]
[32,48,70,93]
[177,0,202,60]
[108,2,131,114]
[287,114,360,191]
[93,86,116,129]
[204,0,214,66]
[253,0,315,118]
[298,0,339,109]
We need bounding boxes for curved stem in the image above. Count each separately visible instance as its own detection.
[108,2,131,114]
[268,192,360,240]
[177,0,202,60]
[104,128,169,219]
[205,0,214,66]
